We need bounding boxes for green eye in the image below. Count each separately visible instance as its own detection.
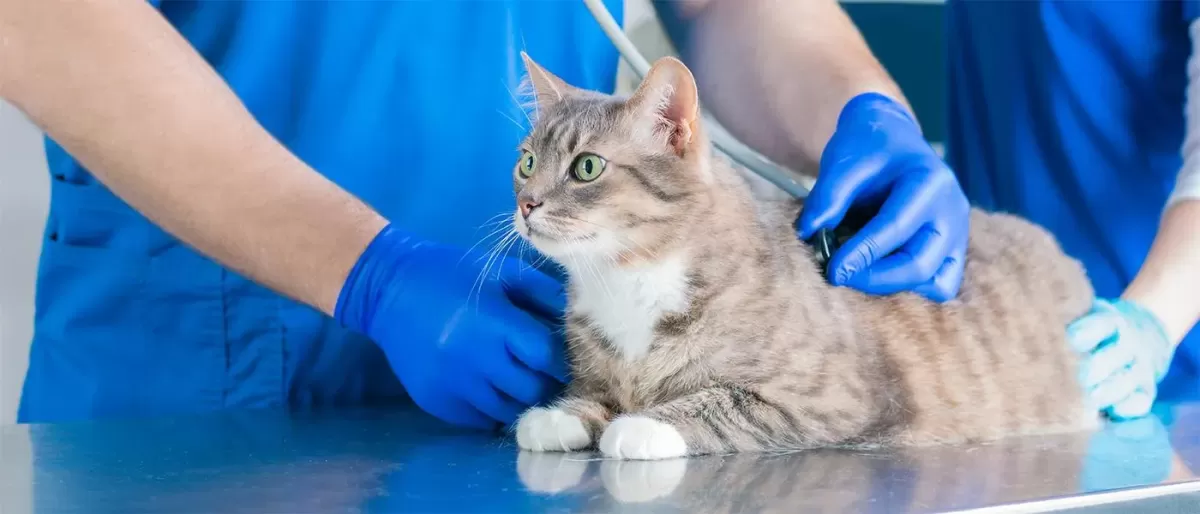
[517,150,536,178]
[572,153,606,182]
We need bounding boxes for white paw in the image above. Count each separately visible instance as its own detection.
[517,451,590,493]
[598,416,687,460]
[516,407,592,452]
[600,459,688,503]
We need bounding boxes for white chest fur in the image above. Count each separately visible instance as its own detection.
[568,253,691,361]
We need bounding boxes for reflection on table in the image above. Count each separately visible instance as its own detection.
[0,402,1196,513]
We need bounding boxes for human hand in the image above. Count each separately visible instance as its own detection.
[335,224,569,430]
[796,92,970,303]
[1068,298,1175,420]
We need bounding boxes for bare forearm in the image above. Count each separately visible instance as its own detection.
[0,0,385,315]
[654,0,908,172]
[1122,200,1200,345]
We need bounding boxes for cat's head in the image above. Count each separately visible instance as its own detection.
[510,52,717,266]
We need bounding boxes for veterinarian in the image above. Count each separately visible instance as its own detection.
[0,0,966,426]
[943,1,1200,420]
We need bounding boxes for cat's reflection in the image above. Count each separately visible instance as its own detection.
[519,449,896,512]
[516,422,1182,514]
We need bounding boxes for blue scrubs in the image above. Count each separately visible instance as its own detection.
[17,0,624,423]
[946,0,1200,401]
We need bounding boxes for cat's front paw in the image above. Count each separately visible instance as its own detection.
[516,407,592,452]
[598,415,687,460]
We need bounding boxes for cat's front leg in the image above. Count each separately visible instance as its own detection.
[515,396,614,452]
[599,386,843,460]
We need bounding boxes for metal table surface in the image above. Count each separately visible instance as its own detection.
[2,402,1198,513]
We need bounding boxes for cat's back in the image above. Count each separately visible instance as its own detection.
[865,207,1097,444]
[958,208,1093,324]
[751,197,1094,325]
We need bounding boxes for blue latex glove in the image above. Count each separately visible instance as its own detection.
[796,92,970,303]
[1068,298,1175,420]
[336,224,569,430]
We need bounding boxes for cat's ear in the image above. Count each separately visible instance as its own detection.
[626,56,700,156]
[521,51,572,111]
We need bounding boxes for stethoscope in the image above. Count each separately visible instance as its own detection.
[581,0,860,271]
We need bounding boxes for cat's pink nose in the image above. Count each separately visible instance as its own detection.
[520,199,542,219]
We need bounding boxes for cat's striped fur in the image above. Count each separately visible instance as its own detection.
[511,53,1098,460]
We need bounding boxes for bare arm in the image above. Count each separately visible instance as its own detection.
[1124,19,1200,346]
[653,0,909,172]
[1122,200,1200,346]
[0,0,386,315]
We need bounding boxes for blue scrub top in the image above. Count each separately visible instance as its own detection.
[946,0,1200,401]
[18,0,624,423]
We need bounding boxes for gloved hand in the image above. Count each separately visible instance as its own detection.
[796,92,970,303]
[1068,298,1176,420]
[335,223,569,430]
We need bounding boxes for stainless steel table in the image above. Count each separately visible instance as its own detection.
[2,403,1198,513]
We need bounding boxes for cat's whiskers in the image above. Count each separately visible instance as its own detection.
[462,215,518,311]
[517,237,531,271]
[512,235,558,278]
[513,236,554,272]
[496,109,526,132]
[478,212,515,234]
[469,228,522,313]
[488,230,524,289]
[460,216,518,309]
[463,213,519,265]
[504,216,536,272]
[528,249,552,271]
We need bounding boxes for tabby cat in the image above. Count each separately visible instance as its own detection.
[509,52,1098,460]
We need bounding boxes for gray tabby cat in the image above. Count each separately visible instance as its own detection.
[509,52,1098,460]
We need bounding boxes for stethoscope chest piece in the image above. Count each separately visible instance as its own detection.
[806,206,874,279]
[810,228,838,275]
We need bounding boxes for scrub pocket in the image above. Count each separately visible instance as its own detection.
[18,177,230,423]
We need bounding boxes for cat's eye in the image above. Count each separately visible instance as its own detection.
[572,153,606,182]
[517,150,537,178]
